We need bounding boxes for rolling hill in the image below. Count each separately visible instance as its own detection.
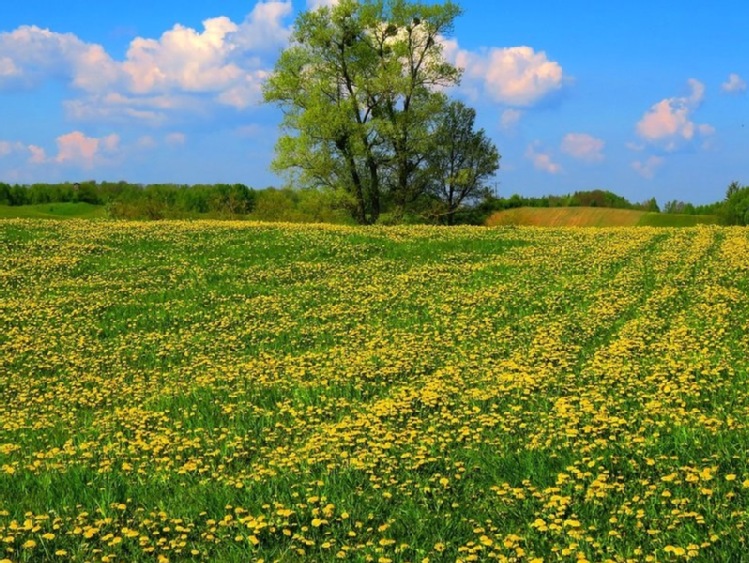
[486,206,721,227]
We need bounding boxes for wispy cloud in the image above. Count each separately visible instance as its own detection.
[500,109,523,131]
[0,139,48,164]
[722,73,747,94]
[165,132,186,146]
[0,140,25,157]
[525,142,562,174]
[560,133,605,162]
[631,156,664,179]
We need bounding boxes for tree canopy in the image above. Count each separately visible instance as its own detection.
[263,0,497,225]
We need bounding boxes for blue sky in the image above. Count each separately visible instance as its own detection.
[1,1,747,205]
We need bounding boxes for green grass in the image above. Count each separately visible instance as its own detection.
[0,202,107,219]
[0,220,748,562]
[637,212,722,226]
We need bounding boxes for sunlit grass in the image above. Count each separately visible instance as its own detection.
[1,220,747,562]
[0,202,106,220]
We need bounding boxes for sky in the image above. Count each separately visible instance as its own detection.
[1,1,747,205]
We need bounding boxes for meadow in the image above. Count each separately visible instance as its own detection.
[485,208,720,228]
[0,220,748,562]
[0,204,106,221]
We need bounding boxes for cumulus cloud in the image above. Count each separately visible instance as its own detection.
[235,1,293,52]
[47,131,120,168]
[635,79,714,151]
[525,142,562,174]
[0,57,20,77]
[722,73,747,94]
[443,39,566,107]
[0,26,120,91]
[122,18,243,94]
[561,133,605,162]
[0,1,294,123]
[631,156,664,179]
[118,3,291,109]
[3,1,567,129]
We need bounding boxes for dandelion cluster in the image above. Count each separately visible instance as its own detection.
[0,220,748,562]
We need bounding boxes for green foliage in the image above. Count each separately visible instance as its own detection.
[425,100,499,224]
[721,181,749,225]
[264,0,463,224]
[640,197,660,213]
[566,189,635,208]
[250,187,355,224]
[0,183,10,205]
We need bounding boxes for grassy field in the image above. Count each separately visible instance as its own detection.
[1,220,748,562]
[485,207,721,228]
[0,203,107,220]
[637,213,721,227]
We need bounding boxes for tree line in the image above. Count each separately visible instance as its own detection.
[3,181,747,224]
[0,181,257,219]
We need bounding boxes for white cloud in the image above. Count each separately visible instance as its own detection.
[561,133,605,162]
[500,109,522,130]
[0,2,294,124]
[0,57,20,77]
[62,91,210,126]
[625,141,645,152]
[165,132,186,146]
[525,142,562,174]
[49,131,120,168]
[216,69,270,109]
[722,73,747,94]
[0,139,50,164]
[635,79,713,151]
[2,132,121,169]
[307,0,339,9]
[0,25,120,91]
[443,39,566,107]
[0,140,25,157]
[122,17,244,94]
[686,78,705,104]
[235,1,293,51]
[631,156,664,179]
[28,145,47,164]
[137,135,157,149]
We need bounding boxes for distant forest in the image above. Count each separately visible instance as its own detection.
[1,181,747,226]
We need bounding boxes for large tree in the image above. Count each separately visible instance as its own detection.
[263,0,462,224]
[426,100,499,224]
